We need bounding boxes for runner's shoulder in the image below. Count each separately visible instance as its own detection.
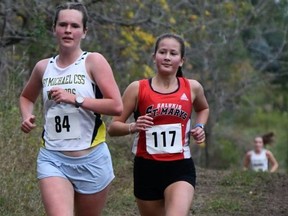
[128,80,140,89]
[187,79,204,95]
[28,59,50,81]
[34,58,50,74]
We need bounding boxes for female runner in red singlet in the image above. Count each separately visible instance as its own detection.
[108,33,209,216]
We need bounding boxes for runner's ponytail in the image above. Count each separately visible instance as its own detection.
[176,67,183,77]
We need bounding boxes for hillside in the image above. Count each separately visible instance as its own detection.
[192,168,288,216]
[105,155,288,216]
[0,138,287,216]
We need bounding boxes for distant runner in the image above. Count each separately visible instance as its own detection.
[243,136,278,172]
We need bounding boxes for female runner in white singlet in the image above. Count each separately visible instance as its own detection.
[19,2,122,216]
[243,136,278,172]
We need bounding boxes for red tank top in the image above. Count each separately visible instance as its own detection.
[132,77,193,161]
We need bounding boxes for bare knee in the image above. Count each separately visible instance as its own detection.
[39,177,74,216]
[164,181,194,216]
[74,184,111,216]
[136,198,165,216]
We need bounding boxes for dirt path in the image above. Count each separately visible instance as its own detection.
[192,168,288,216]
[104,159,288,216]
[257,173,288,216]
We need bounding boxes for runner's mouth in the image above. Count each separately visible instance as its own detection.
[62,37,73,41]
[162,64,172,67]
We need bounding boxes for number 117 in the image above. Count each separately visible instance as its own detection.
[151,130,176,148]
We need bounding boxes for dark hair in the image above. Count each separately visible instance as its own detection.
[154,33,185,77]
[262,132,275,146]
[53,2,88,30]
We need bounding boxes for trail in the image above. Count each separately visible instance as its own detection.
[192,168,288,216]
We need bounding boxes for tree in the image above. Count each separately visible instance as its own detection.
[1,0,287,168]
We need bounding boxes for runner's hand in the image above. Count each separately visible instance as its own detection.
[132,114,154,132]
[50,87,75,104]
[191,127,205,144]
[21,115,36,133]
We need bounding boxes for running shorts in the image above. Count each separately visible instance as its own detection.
[37,142,114,194]
[133,156,196,200]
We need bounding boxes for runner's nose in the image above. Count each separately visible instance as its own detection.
[65,25,72,33]
[164,53,171,60]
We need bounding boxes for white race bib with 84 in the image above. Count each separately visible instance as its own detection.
[146,123,183,154]
[46,107,81,140]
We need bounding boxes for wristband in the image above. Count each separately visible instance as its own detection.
[129,123,135,134]
[194,123,204,129]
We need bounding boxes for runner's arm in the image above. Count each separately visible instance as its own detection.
[20,59,47,133]
[108,81,140,136]
[243,152,251,171]
[266,150,279,173]
[190,80,209,125]
[189,80,209,143]
[83,53,123,116]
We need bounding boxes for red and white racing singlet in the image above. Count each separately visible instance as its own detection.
[132,77,193,161]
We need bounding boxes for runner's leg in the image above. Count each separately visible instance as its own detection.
[136,198,165,216]
[74,184,111,216]
[39,177,74,216]
[164,181,194,216]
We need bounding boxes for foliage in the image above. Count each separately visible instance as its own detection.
[1,0,288,215]
[0,0,287,168]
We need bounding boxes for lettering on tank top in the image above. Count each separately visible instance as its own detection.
[43,74,86,99]
[146,103,188,119]
[253,161,265,167]
[250,150,268,171]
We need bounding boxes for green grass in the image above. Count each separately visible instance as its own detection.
[0,92,287,215]
[220,170,272,187]
[1,130,287,215]
[207,198,242,213]
[215,170,272,213]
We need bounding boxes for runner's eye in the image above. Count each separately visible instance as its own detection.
[158,50,166,54]
[58,22,67,27]
[71,23,81,28]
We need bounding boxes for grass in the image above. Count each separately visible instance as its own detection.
[0,94,287,216]
[0,88,44,216]
[2,129,286,216]
[207,199,242,213]
[219,170,272,187]
[0,108,137,216]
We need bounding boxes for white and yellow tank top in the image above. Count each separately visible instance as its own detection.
[42,52,106,151]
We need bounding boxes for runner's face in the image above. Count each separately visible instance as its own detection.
[54,9,86,49]
[254,137,263,152]
[154,38,184,75]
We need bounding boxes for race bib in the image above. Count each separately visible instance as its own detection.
[46,108,81,140]
[146,123,183,154]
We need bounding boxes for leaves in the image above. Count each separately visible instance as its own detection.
[0,0,287,168]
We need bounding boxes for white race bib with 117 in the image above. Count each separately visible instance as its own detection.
[145,123,183,154]
[46,107,81,140]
